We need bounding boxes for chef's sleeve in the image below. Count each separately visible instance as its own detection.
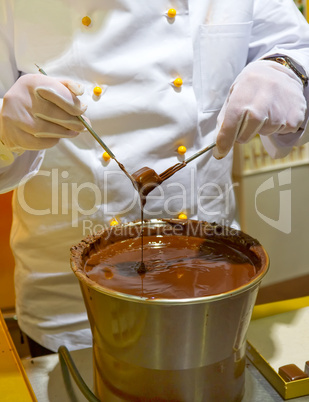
[248,0,309,158]
[0,3,45,194]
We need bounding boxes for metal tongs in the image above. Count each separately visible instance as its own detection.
[36,65,216,186]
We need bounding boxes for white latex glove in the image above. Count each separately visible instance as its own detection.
[0,74,88,154]
[213,60,307,159]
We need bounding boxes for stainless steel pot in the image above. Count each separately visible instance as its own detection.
[70,219,269,401]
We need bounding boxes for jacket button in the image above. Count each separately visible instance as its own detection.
[178,213,187,220]
[173,77,183,87]
[82,16,92,26]
[177,145,187,155]
[93,86,103,96]
[102,151,111,161]
[167,9,177,18]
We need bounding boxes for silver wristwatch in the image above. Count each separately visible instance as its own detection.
[263,55,308,87]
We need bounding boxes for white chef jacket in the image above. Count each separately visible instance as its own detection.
[1,0,309,352]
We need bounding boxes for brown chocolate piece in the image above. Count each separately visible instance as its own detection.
[305,361,309,376]
[278,364,308,382]
[131,167,162,203]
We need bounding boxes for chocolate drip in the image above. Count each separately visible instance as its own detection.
[131,167,163,274]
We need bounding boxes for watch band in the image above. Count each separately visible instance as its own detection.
[263,56,308,87]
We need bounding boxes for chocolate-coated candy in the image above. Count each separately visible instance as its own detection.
[279,364,308,382]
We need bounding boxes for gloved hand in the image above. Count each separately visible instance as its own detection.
[0,74,87,154]
[213,59,307,159]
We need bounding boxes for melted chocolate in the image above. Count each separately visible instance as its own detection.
[71,219,266,300]
[83,234,258,299]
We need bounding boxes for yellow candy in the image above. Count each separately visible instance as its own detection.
[173,77,183,87]
[93,86,102,96]
[178,213,187,220]
[82,16,92,26]
[177,145,187,155]
[110,219,119,226]
[102,151,111,161]
[167,8,177,18]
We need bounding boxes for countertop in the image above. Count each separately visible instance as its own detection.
[21,347,309,401]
